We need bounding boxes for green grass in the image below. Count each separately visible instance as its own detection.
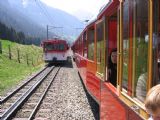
[0,39,45,95]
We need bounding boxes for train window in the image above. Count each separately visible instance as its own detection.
[59,44,65,50]
[83,32,87,58]
[80,37,83,55]
[122,0,129,91]
[133,0,149,102]
[45,43,66,51]
[107,13,118,86]
[45,43,53,51]
[152,0,160,86]
[53,44,58,50]
[96,21,105,74]
[78,39,80,54]
[97,22,103,63]
[88,29,94,60]
[80,37,82,55]
[79,38,81,54]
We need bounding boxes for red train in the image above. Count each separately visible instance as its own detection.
[41,39,69,63]
[72,0,160,119]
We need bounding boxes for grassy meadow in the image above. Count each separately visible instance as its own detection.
[0,39,45,95]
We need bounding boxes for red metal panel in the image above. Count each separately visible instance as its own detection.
[128,108,143,120]
[79,56,87,84]
[100,82,127,120]
[100,82,144,120]
[86,72,100,101]
[75,53,100,102]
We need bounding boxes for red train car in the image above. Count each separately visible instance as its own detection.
[41,39,69,63]
[72,0,160,119]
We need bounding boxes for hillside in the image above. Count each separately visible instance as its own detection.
[0,0,84,43]
[0,0,46,38]
[0,39,45,95]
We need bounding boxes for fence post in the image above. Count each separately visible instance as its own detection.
[32,57,34,66]
[0,41,2,54]
[17,48,20,63]
[37,55,39,65]
[8,45,11,59]
[26,53,29,66]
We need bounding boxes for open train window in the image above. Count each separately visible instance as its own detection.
[107,13,118,87]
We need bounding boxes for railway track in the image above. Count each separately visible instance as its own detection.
[0,66,48,104]
[0,66,60,120]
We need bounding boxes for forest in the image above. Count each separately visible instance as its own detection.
[0,21,41,45]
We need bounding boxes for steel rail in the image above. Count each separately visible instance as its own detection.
[28,67,61,120]
[0,66,47,104]
[0,66,54,120]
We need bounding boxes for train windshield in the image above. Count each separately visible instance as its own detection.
[45,43,65,51]
[59,44,65,50]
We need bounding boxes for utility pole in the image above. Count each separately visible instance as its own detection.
[46,25,63,40]
[75,28,84,36]
[47,25,48,40]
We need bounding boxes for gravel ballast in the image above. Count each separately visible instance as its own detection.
[49,61,99,120]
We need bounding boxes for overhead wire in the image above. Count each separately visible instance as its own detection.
[35,0,61,38]
[34,0,81,40]
[34,0,54,25]
[36,0,77,38]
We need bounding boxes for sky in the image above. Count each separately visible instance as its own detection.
[40,0,109,21]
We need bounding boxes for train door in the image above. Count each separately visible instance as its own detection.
[86,24,101,102]
[100,4,128,119]
[95,18,106,104]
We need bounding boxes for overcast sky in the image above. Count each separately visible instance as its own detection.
[40,0,109,21]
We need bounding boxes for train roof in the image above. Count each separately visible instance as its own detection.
[74,18,96,42]
[86,19,96,28]
[73,0,119,44]
[42,39,67,43]
[97,0,119,19]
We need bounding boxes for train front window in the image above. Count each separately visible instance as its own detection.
[45,43,53,51]
[45,43,65,51]
[59,44,65,51]
[152,0,160,86]
[133,0,149,102]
